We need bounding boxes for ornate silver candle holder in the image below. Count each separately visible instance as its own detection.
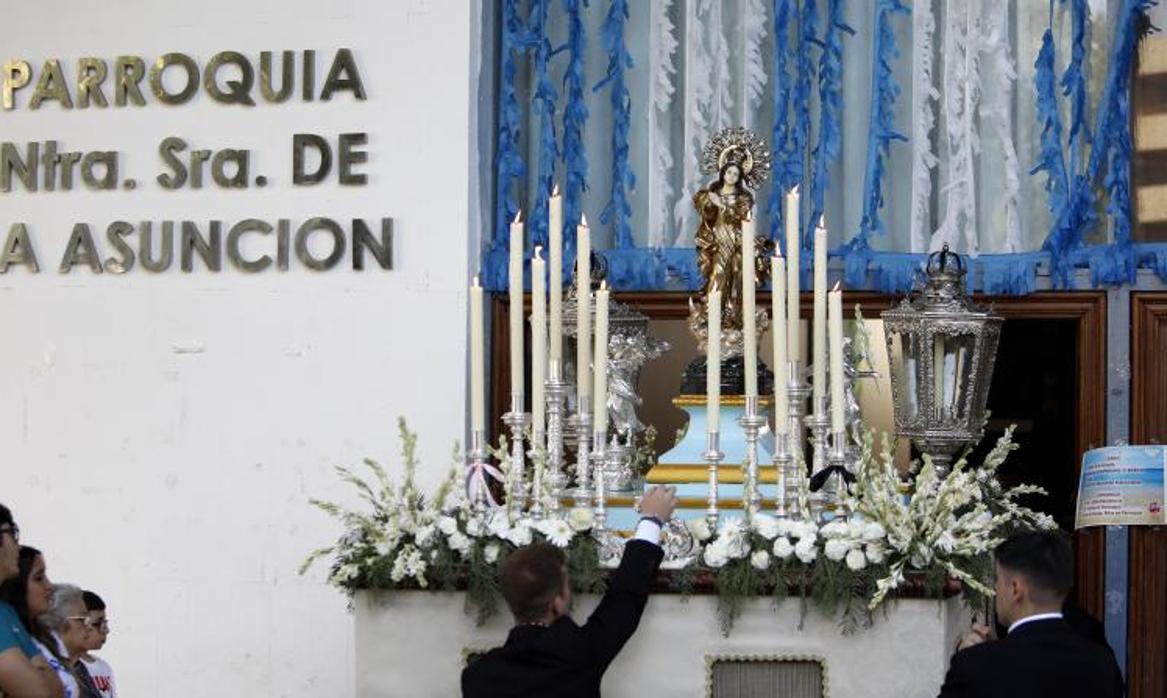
[703,431,724,531]
[738,396,767,518]
[591,430,608,531]
[465,429,494,513]
[502,395,530,519]
[807,395,830,517]
[569,405,593,507]
[543,361,568,513]
[772,429,794,518]
[782,359,811,518]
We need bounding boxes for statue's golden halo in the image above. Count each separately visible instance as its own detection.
[700,126,771,191]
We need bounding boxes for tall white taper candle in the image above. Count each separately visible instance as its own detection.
[707,286,722,433]
[592,281,609,431]
[576,216,591,401]
[549,187,563,367]
[770,256,788,432]
[829,283,845,432]
[785,187,800,362]
[470,276,485,434]
[509,211,524,397]
[531,248,547,438]
[813,219,828,406]
[742,214,758,397]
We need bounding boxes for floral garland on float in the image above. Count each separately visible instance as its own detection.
[301,419,1055,635]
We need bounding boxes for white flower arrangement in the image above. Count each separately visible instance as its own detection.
[303,420,1055,635]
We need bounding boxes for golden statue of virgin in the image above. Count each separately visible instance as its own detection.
[689,127,772,356]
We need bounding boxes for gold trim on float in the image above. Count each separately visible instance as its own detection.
[672,394,773,408]
[606,496,779,509]
[646,464,778,484]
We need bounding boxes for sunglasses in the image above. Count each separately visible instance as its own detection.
[0,524,19,543]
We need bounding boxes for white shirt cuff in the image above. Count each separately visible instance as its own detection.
[632,518,662,546]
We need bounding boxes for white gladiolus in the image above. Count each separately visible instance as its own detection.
[773,536,795,559]
[448,531,472,557]
[487,511,511,538]
[465,515,485,537]
[751,550,772,570]
[751,514,780,540]
[865,543,886,564]
[505,520,533,547]
[414,525,436,547]
[334,563,361,583]
[862,522,887,542]
[484,543,501,563]
[824,538,851,562]
[374,539,394,557]
[845,548,867,571]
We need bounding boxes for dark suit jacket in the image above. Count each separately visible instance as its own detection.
[461,539,664,698]
[938,618,1123,698]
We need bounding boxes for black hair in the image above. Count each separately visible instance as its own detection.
[499,543,567,623]
[82,590,106,612]
[0,503,12,529]
[0,545,43,634]
[994,530,1074,604]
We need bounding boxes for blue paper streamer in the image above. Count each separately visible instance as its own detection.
[789,0,818,251]
[560,0,589,270]
[807,0,854,235]
[766,0,795,244]
[1033,26,1070,226]
[593,0,636,249]
[854,0,909,248]
[1062,0,1092,169]
[529,0,560,249]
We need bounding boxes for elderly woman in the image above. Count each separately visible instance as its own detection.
[39,585,99,698]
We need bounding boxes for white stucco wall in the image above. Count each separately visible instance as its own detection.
[0,1,477,695]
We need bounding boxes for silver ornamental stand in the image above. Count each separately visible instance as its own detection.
[591,429,608,530]
[544,361,567,513]
[807,393,830,518]
[827,430,849,516]
[704,431,724,531]
[570,405,593,507]
[778,359,810,519]
[739,396,767,519]
[467,429,490,513]
[503,395,530,519]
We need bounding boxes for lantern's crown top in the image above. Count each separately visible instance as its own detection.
[885,244,1000,320]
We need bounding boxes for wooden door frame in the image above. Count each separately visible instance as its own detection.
[489,290,1107,614]
[1128,292,1167,698]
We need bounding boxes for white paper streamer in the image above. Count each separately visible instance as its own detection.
[709,0,735,131]
[673,0,716,244]
[648,0,678,247]
[909,0,939,253]
[740,0,769,127]
[933,0,981,255]
[978,0,1021,252]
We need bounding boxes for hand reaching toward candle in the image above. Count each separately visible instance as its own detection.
[638,485,678,522]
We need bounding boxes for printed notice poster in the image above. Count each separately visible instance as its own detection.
[1075,445,1167,528]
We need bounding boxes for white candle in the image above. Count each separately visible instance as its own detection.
[470,276,485,434]
[933,336,945,417]
[531,248,547,439]
[812,219,828,407]
[576,216,591,402]
[592,281,609,431]
[549,187,563,368]
[707,285,722,433]
[509,211,524,398]
[829,284,845,433]
[770,256,788,433]
[742,214,758,397]
[785,187,800,362]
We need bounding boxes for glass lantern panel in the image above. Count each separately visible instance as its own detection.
[886,330,919,421]
[936,333,978,422]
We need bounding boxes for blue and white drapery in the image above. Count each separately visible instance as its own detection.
[486,0,1163,293]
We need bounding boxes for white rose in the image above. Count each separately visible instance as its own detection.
[862,522,887,542]
[824,538,850,562]
[772,536,795,559]
[750,514,780,541]
[703,542,730,569]
[794,538,818,564]
[448,531,472,557]
[751,550,771,571]
[464,515,485,537]
[845,548,867,571]
[821,519,848,538]
[865,543,886,565]
[414,525,436,547]
[687,517,713,542]
[374,539,394,557]
[484,543,501,564]
[793,520,819,541]
[437,515,459,537]
[567,508,595,532]
[505,521,533,547]
[487,511,511,538]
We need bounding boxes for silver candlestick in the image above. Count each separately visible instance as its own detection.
[544,361,567,513]
[772,429,794,517]
[591,430,608,530]
[826,429,850,516]
[570,403,593,507]
[807,395,830,517]
[466,429,491,513]
[502,395,530,519]
[739,396,767,519]
[785,360,811,518]
[704,431,724,531]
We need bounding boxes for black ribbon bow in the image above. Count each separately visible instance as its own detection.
[808,465,857,493]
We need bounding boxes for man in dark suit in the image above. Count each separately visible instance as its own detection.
[462,485,677,698]
[938,530,1123,698]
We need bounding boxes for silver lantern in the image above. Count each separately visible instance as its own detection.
[881,244,1003,474]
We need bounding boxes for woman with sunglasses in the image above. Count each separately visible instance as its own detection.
[38,586,99,698]
[0,504,63,698]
